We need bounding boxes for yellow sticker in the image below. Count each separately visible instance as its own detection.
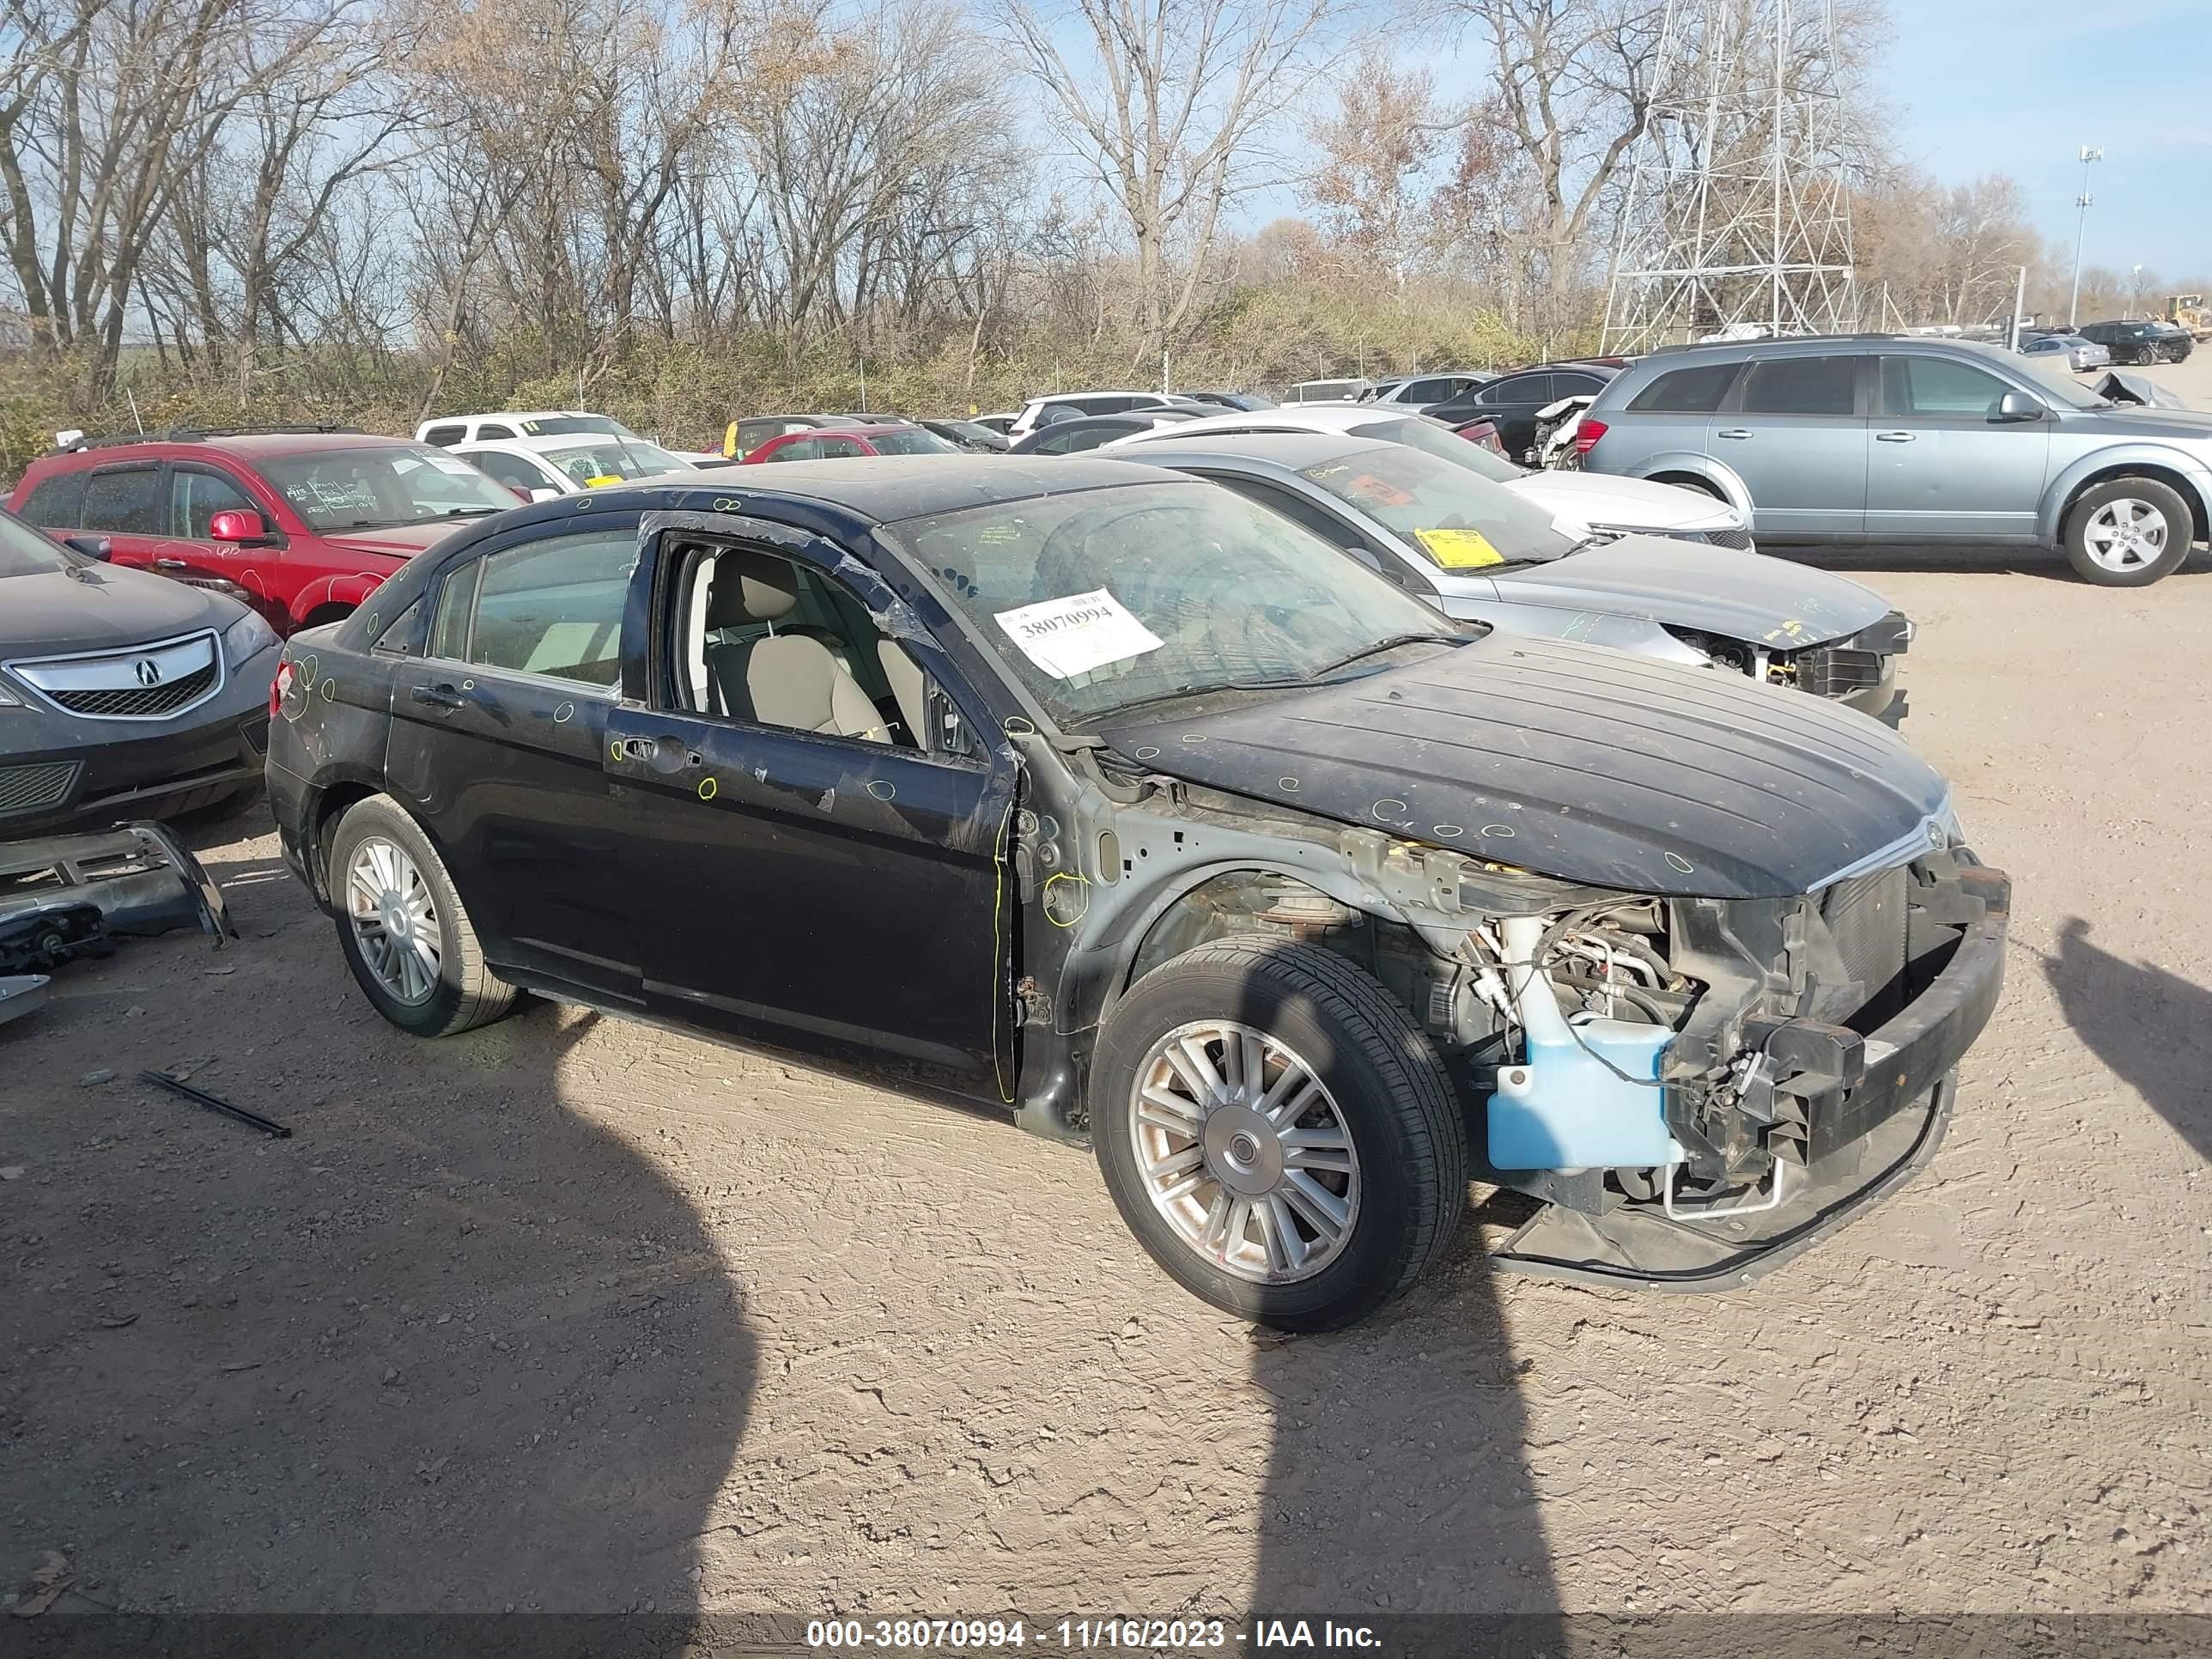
[586,474,623,488]
[1415,527,1506,569]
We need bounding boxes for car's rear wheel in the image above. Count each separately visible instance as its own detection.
[328,794,519,1036]
[2063,477,2194,586]
[1090,935,1468,1332]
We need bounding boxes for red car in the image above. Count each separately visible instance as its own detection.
[738,424,963,464]
[9,428,525,635]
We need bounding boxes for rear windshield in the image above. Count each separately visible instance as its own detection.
[260,446,520,530]
[0,510,72,577]
[1297,442,1577,568]
[1344,416,1526,483]
[867,428,961,456]
[538,439,688,483]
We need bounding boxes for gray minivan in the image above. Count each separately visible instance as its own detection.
[1578,337,2212,585]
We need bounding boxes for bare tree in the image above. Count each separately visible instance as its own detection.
[995,0,1347,366]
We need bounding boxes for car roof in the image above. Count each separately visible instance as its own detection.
[460,432,667,455]
[434,409,605,424]
[582,454,1174,524]
[1111,404,1429,443]
[1022,391,1158,408]
[51,430,422,462]
[1108,431,1379,471]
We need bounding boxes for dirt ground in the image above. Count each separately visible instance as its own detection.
[4,356,2210,1622]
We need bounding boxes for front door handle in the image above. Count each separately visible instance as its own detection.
[154,557,191,570]
[410,684,467,710]
[1875,431,1917,443]
[1717,428,1751,440]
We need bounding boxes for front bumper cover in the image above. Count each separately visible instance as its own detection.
[1492,908,2005,1291]
[0,821,236,975]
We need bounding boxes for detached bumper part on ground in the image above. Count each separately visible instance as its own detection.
[0,822,236,980]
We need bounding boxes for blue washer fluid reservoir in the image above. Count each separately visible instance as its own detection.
[1486,1015,1681,1170]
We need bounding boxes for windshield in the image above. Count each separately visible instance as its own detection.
[517,415,641,441]
[2006,352,2111,409]
[1345,416,1527,483]
[1297,443,1578,568]
[867,427,962,456]
[261,446,520,530]
[539,439,688,483]
[0,511,72,577]
[881,479,1463,725]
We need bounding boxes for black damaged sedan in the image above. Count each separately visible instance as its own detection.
[1,511,278,833]
[267,459,2008,1330]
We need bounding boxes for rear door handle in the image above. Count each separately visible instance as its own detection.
[1717,428,1751,440]
[1875,431,1916,443]
[410,684,467,709]
[617,734,702,774]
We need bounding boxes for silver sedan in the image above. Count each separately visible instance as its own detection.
[2021,333,2112,372]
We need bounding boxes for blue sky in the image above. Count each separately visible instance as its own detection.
[1884,0,2210,280]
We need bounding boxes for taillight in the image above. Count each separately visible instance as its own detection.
[1573,419,1607,456]
[270,658,292,719]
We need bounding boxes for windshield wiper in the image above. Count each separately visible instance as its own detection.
[1300,631,1464,681]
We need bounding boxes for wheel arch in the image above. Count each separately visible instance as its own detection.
[1615,451,1753,517]
[2041,451,2212,546]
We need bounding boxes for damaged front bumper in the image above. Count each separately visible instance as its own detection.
[0,821,237,975]
[1492,907,2006,1291]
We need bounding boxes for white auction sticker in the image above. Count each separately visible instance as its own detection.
[994,588,1164,680]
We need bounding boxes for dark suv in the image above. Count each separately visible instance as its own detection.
[2076,319,2192,365]
[1579,336,2212,585]
[10,428,523,635]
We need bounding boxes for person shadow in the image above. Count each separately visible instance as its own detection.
[2041,916,2212,1163]
[1229,975,1564,1643]
[3,819,756,1621]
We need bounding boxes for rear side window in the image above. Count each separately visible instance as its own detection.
[1480,374,1553,405]
[18,470,88,527]
[763,439,820,462]
[421,424,465,447]
[453,530,635,687]
[81,466,164,533]
[1628,362,1741,412]
[1740,356,1857,416]
[476,423,516,440]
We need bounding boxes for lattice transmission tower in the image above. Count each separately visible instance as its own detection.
[1601,0,1858,353]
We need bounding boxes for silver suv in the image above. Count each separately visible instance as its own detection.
[1578,336,2212,585]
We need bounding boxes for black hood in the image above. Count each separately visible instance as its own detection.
[0,563,241,655]
[1099,635,1949,900]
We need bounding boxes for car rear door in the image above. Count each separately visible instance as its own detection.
[604,520,1014,1083]
[1476,374,1555,459]
[381,515,642,1005]
[77,462,169,572]
[1714,354,1869,536]
[1864,355,2049,540]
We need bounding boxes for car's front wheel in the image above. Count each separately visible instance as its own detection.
[1090,936,1468,1332]
[327,794,520,1036]
[2063,477,2194,586]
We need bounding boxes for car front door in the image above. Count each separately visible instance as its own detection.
[603,520,1013,1083]
[381,517,642,1006]
[1714,354,1869,537]
[154,461,289,621]
[1865,355,2050,540]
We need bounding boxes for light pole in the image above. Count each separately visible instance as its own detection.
[2068,145,2101,328]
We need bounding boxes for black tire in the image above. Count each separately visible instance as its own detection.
[326,793,519,1036]
[2061,476,2195,586]
[1654,474,1729,502]
[1090,935,1468,1332]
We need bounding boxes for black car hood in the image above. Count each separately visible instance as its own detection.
[1486,534,1891,647]
[1099,634,1949,900]
[0,563,239,656]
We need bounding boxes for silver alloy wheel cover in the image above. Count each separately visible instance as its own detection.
[2082,497,2169,572]
[344,836,443,1005]
[1127,1019,1361,1284]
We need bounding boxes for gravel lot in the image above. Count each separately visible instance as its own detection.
[4,356,2209,1620]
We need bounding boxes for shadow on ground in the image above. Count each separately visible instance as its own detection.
[3,817,756,1613]
[2041,915,2212,1164]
